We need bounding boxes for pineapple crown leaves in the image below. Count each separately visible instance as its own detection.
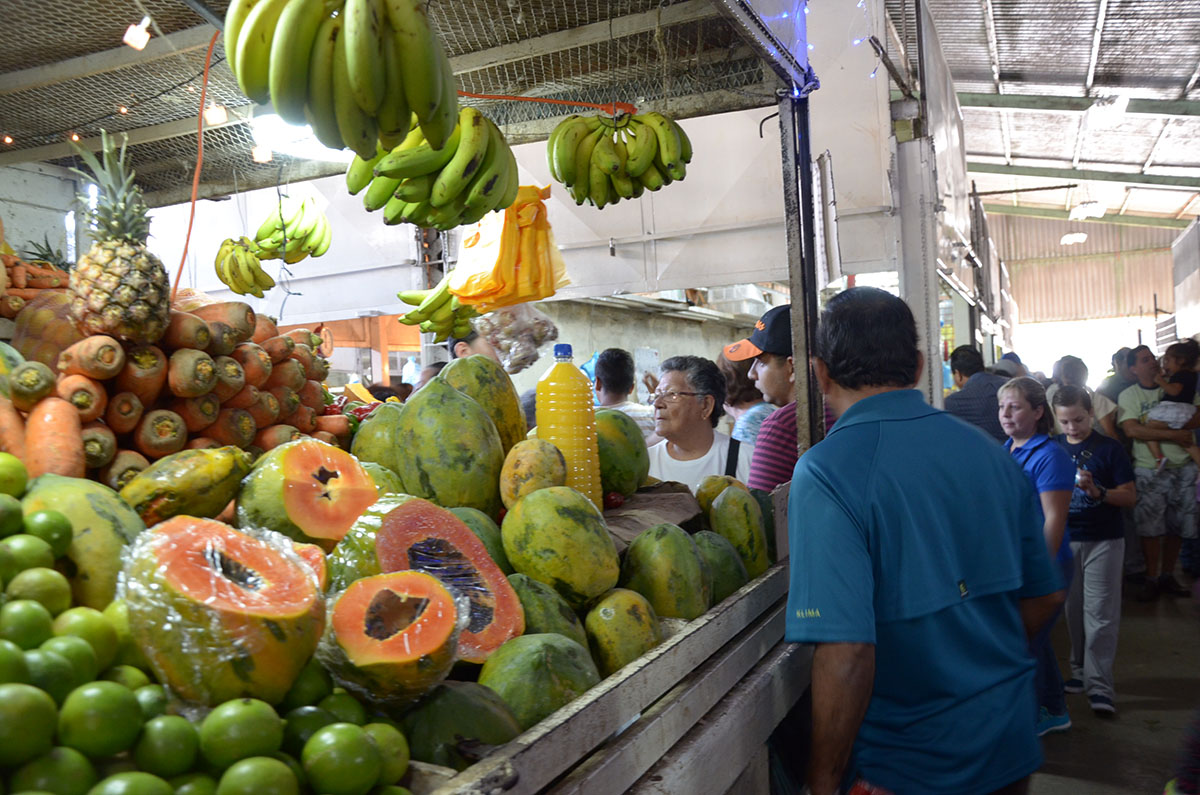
[20,234,71,270]
[68,130,152,246]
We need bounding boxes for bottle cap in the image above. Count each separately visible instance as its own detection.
[554,344,572,358]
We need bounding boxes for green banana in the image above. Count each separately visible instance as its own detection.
[571,127,604,205]
[428,195,467,230]
[588,160,609,208]
[384,0,443,133]
[675,119,693,163]
[310,219,333,256]
[624,119,658,178]
[343,0,387,114]
[305,14,345,150]
[268,0,327,124]
[546,115,578,182]
[332,29,379,158]
[395,173,435,202]
[376,28,412,143]
[592,130,621,174]
[364,175,402,212]
[641,112,683,170]
[551,117,590,186]
[464,121,509,211]
[234,0,291,104]
[255,204,287,242]
[383,195,408,225]
[430,107,490,208]
[374,124,460,179]
[418,39,459,150]
[397,289,429,305]
[223,0,258,78]
[346,146,385,195]
[610,140,634,199]
[498,148,520,210]
[638,161,666,191]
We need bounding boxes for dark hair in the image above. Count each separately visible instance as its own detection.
[595,348,635,396]
[448,330,479,359]
[716,352,762,406]
[1051,384,1092,413]
[367,385,401,402]
[421,361,447,377]
[1127,344,1153,369]
[1167,340,1200,370]
[1057,355,1088,387]
[519,387,537,431]
[815,287,920,390]
[1112,347,1132,369]
[999,376,1054,436]
[949,346,984,378]
[660,355,726,428]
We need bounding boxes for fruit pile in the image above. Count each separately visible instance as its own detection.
[546,111,694,208]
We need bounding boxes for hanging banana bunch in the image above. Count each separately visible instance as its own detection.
[395,272,479,342]
[214,237,275,297]
[251,197,332,264]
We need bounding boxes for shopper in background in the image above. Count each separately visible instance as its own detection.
[1144,340,1200,472]
[1052,385,1135,717]
[716,352,773,446]
[448,329,500,362]
[999,375,1076,736]
[788,287,1063,795]
[1046,355,1118,438]
[593,348,659,445]
[723,304,798,492]
[647,355,753,491]
[1097,347,1135,404]
[416,361,446,391]
[944,345,1010,443]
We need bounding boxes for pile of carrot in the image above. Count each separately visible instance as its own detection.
[1,254,70,319]
[0,298,342,490]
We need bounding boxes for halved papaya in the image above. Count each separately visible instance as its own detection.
[237,438,379,551]
[122,516,325,707]
[317,571,459,708]
[293,542,329,590]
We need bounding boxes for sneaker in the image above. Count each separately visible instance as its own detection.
[1063,678,1085,694]
[1160,575,1191,597]
[1137,578,1161,602]
[1037,707,1072,736]
[1090,695,1117,716]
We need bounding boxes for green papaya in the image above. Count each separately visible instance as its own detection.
[594,409,650,497]
[361,461,404,496]
[584,588,662,677]
[478,634,600,730]
[119,446,254,526]
[619,523,712,619]
[507,573,588,649]
[349,403,407,478]
[710,486,771,578]
[440,355,526,454]
[399,681,522,771]
[449,507,513,574]
[693,531,749,604]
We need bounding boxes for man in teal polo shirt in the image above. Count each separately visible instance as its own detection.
[789,288,1066,795]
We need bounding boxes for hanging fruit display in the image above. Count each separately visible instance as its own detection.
[213,237,274,297]
[251,198,333,263]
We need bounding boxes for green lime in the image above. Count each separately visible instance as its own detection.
[0,682,58,766]
[170,773,218,795]
[95,757,140,777]
[216,756,299,795]
[0,493,24,538]
[58,680,144,758]
[0,533,55,572]
[41,635,99,684]
[85,771,173,795]
[7,567,73,615]
[101,664,151,690]
[52,608,118,670]
[371,787,413,795]
[23,510,73,558]
[199,698,284,770]
[0,636,31,683]
[134,714,199,778]
[0,452,28,499]
[270,752,306,789]
[1,598,55,649]
[317,691,367,725]
[24,647,80,704]
[279,657,333,710]
[10,746,99,795]
[101,599,150,672]
[0,541,18,587]
[281,706,338,757]
[362,723,409,785]
[301,723,382,795]
[134,683,168,720]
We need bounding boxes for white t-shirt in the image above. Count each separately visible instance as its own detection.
[647,432,754,493]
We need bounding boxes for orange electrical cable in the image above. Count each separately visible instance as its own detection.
[172,30,221,302]
[456,90,637,117]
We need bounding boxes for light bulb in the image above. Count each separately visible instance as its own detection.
[203,104,228,126]
[70,133,80,142]
[119,106,129,114]
[251,145,274,163]
[123,16,151,51]
[2,136,12,145]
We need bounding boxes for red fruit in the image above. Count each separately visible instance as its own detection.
[603,492,625,510]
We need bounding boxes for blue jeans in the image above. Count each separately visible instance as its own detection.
[1033,555,1074,715]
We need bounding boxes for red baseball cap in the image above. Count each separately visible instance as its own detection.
[724,305,792,361]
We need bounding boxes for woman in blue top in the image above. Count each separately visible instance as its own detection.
[717,352,773,446]
[999,375,1076,736]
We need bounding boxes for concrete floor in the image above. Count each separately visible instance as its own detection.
[1031,582,1199,794]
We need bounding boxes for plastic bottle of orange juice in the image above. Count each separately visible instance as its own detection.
[536,344,602,508]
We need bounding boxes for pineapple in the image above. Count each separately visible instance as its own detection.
[21,234,72,271]
[67,131,169,344]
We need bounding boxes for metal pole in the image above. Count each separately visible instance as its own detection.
[176,0,224,29]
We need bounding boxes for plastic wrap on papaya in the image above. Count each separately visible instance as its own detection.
[120,516,325,712]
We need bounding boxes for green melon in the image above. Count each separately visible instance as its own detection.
[399,681,522,771]
[477,634,600,730]
[619,523,712,620]
[506,573,588,649]
[594,409,650,496]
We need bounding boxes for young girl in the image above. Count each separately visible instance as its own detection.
[1146,341,1200,471]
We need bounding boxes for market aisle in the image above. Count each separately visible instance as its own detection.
[1031,585,1200,794]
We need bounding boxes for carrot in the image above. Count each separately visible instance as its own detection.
[163,311,212,351]
[0,254,21,268]
[116,345,168,407]
[288,344,322,382]
[206,321,239,357]
[0,397,26,459]
[311,356,330,381]
[282,405,317,434]
[9,361,57,412]
[314,414,351,446]
[216,498,237,523]
[134,410,188,459]
[25,397,85,478]
[260,335,296,364]
[255,424,302,451]
[22,262,66,279]
[56,374,108,422]
[81,422,117,469]
[252,314,279,344]
[269,386,300,418]
[283,329,320,347]
[8,264,27,289]
[0,295,26,319]
[232,343,273,388]
[297,379,325,411]
[207,408,256,448]
[170,393,220,433]
[224,384,261,410]
[167,349,217,398]
[311,430,340,447]
[6,288,60,300]
[190,302,256,342]
[186,437,221,450]
[246,391,281,428]
[57,335,126,379]
[266,359,306,392]
[25,274,68,289]
[211,356,246,402]
[98,450,150,491]
[104,391,144,435]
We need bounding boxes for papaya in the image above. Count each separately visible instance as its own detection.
[695,475,748,516]
[619,523,712,620]
[709,485,771,578]
[500,486,619,611]
[477,634,601,730]
[693,531,749,604]
[361,461,404,497]
[326,496,523,663]
[507,573,587,650]
[498,439,566,510]
[584,588,663,677]
[293,542,328,590]
[594,409,650,497]
[119,446,254,526]
[22,474,146,609]
[349,403,406,479]
[399,681,522,771]
[449,507,513,575]
[439,355,526,454]
[751,487,778,562]
[122,516,325,706]
[316,571,459,708]
[237,438,379,551]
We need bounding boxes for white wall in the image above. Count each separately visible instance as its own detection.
[0,163,80,259]
[1011,316,1157,388]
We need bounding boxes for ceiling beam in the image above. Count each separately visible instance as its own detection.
[1142,119,1172,173]
[1182,57,1200,99]
[1084,0,1109,94]
[1177,193,1200,220]
[0,25,217,97]
[448,0,719,75]
[967,161,1200,190]
[956,92,1200,117]
[982,203,1191,229]
[977,0,1012,165]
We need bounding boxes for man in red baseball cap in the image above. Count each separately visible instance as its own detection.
[725,304,797,491]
